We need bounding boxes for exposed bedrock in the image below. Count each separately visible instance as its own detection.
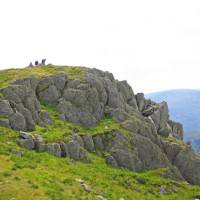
[0,67,199,185]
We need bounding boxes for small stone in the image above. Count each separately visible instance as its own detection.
[194,195,200,200]
[82,183,92,192]
[19,131,33,139]
[97,195,107,200]
[158,185,166,195]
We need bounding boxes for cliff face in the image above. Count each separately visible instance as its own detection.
[0,66,200,185]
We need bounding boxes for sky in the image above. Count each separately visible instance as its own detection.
[0,0,200,93]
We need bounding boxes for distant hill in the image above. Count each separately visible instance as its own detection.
[146,89,200,150]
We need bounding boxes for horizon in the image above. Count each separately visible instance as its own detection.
[1,64,200,94]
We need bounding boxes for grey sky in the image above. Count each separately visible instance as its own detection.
[0,0,200,93]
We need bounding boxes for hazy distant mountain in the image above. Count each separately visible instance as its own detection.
[146,89,200,148]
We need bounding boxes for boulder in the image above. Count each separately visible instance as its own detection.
[34,134,46,152]
[67,140,89,162]
[18,138,35,150]
[46,143,62,157]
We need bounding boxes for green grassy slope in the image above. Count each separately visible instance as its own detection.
[0,127,200,200]
[0,65,86,89]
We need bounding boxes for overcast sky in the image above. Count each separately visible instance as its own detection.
[0,0,200,93]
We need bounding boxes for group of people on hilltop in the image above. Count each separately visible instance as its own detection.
[27,59,46,68]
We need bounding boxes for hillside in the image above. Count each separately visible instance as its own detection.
[0,65,200,200]
[146,90,200,150]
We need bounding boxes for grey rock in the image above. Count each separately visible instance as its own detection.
[38,111,52,126]
[60,142,69,157]
[67,79,80,89]
[105,155,118,167]
[18,138,35,150]
[112,148,143,171]
[46,143,62,157]
[1,85,27,104]
[108,108,129,122]
[19,131,33,139]
[132,134,170,169]
[13,77,39,91]
[93,135,105,151]
[82,183,92,192]
[67,140,89,162]
[174,149,200,185]
[135,93,145,112]
[34,134,46,152]
[71,134,84,147]
[162,140,183,163]
[0,100,13,117]
[168,120,183,140]
[63,88,87,107]
[36,77,54,92]
[38,85,60,105]
[15,103,35,131]
[67,141,81,160]
[82,135,95,152]
[158,185,166,195]
[161,166,184,181]
[51,73,67,91]
[158,123,171,137]
[9,112,26,131]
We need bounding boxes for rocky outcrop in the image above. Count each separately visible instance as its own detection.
[1,65,200,185]
[0,78,52,131]
[18,131,90,162]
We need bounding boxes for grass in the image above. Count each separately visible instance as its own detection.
[32,103,129,143]
[0,148,200,199]
[0,65,87,89]
[0,125,200,199]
